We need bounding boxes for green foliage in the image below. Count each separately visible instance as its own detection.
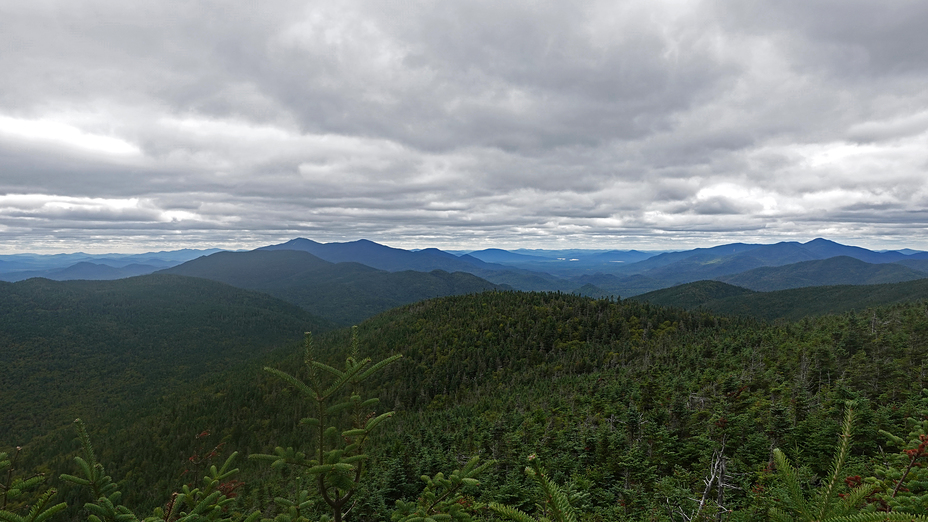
[0,448,66,522]
[391,457,493,522]
[767,405,928,522]
[251,329,402,522]
[59,419,135,522]
[147,453,253,522]
[768,405,863,521]
[868,392,928,515]
[61,418,256,522]
[0,274,326,444]
[488,456,578,522]
[9,290,928,519]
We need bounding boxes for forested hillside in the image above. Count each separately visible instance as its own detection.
[0,274,329,443]
[8,290,928,521]
[636,277,928,320]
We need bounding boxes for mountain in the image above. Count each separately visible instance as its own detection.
[467,248,655,266]
[800,237,909,263]
[616,242,762,273]
[259,238,576,292]
[888,248,927,256]
[571,272,667,297]
[160,249,504,325]
[893,258,928,272]
[0,248,221,281]
[464,248,660,280]
[255,237,928,298]
[580,249,656,264]
[615,238,927,285]
[630,280,756,309]
[260,238,493,272]
[633,277,928,321]
[716,256,928,291]
[0,274,327,443]
[0,261,162,282]
[464,248,550,264]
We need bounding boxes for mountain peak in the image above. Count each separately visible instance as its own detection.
[278,238,323,247]
[804,238,839,246]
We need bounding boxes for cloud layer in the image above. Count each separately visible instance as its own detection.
[1,0,927,252]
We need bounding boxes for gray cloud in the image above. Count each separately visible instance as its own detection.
[1,0,927,253]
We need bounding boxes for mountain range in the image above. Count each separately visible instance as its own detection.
[159,249,503,325]
[0,248,221,281]
[4,237,928,326]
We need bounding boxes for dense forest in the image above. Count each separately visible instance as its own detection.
[0,275,329,444]
[5,287,928,520]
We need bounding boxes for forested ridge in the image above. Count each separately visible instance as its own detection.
[0,275,331,443]
[635,277,928,321]
[5,289,928,520]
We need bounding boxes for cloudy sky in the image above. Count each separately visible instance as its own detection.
[1,0,927,253]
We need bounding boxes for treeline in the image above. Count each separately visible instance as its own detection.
[5,290,928,520]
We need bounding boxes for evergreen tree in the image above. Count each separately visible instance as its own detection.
[391,457,492,522]
[251,329,402,522]
[61,419,255,522]
[488,456,578,522]
[0,447,66,522]
[767,405,928,522]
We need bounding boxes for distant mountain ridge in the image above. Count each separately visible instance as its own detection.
[0,248,221,281]
[633,277,928,321]
[5,238,928,304]
[716,256,928,291]
[160,249,504,325]
[259,238,575,291]
[260,238,495,272]
[0,261,163,282]
[584,238,928,294]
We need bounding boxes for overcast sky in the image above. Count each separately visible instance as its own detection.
[1,0,927,253]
